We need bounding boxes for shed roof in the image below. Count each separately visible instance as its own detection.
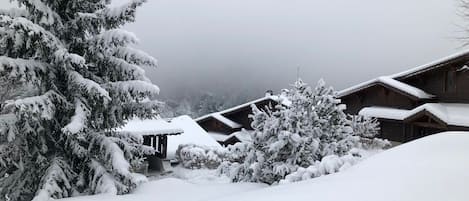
[115,118,184,136]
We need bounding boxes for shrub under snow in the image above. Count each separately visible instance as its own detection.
[176,144,226,169]
[218,79,389,184]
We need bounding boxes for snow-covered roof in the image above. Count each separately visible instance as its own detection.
[116,118,184,136]
[391,49,469,79]
[166,115,222,159]
[208,132,230,142]
[196,95,291,123]
[338,76,434,99]
[359,107,410,121]
[208,130,253,143]
[406,103,469,127]
[339,49,469,98]
[211,113,242,129]
[359,103,469,127]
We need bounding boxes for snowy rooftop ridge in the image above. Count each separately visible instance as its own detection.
[391,49,469,79]
[359,107,410,120]
[338,76,434,99]
[195,95,291,123]
[115,117,184,136]
[338,49,469,98]
[208,130,253,143]
[359,103,469,127]
[212,113,242,129]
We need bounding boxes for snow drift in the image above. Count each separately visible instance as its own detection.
[217,132,469,201]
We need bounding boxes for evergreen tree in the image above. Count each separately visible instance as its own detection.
[0,1,159,200]
[221,79,384,184]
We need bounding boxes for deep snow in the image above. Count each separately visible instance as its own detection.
[60,132,469,201]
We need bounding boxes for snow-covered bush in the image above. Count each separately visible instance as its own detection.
[350,115,391,149]
[219,79,387,184]
[0,1,160,200]
[279,149,368,184]
[176,144,227,169]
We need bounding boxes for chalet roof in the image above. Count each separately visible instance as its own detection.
[338,76,434,99]
[211,113,242,129]
[208,130,252,143]
[338,49,469,98]
[116,118,184,136]
[359,106,410,120]
[391,49,469,79]
[359,103,469,128]
[195,95,291,124]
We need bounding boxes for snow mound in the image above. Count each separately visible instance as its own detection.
[167,115,222,159]
[60,177,265,201]
[216,132,469,201]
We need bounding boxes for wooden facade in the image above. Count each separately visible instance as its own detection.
[339,50,469,143]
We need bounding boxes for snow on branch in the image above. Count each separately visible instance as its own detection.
[0,56,47,83]
[93,29,139,48]
[0,16,62,55]
[0,113,18,142]
[62,100,90,135]
[68,71,111,100]
[106,80,160,97]
[32,157,75,201]
[107,56,149,81]
[22,0,62,26]
[101,0,146,27]
[90,134,132,177]
[0,8,29,18]
[54,49,86,69]
[114,47,157,67]
[89,159,119,195]
[6,90,62,120]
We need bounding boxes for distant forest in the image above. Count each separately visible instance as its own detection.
[159,91,260,118]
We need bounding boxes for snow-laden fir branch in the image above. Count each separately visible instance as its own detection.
[0,8,29,18]
[106,80,160,98]
[68,71,111,100]
[0,56,48,83]
[114,47,157,67]
[20,0,63,26]
[32,157,76,201]
[6,90,62,120]
[62,100,90,135]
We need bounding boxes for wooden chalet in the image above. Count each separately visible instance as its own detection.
[196,94,290,145]
[338,50,469,143]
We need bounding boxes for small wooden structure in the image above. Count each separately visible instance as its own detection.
[142,130,183,159]
[338,50,469,143]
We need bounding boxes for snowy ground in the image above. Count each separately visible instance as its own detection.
[61,132,469,201]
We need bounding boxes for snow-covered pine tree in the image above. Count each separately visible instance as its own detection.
[0,1,159,200]
[221,79,378,184]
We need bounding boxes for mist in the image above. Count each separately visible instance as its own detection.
[0,0,465,99]
[122,0,465,99]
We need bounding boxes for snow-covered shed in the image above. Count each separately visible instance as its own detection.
[118,115,221,160]
[117,118,183,160]
[196,94,290,145]
[339,49,469,142]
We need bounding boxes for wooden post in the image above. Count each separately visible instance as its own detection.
[158,136,168,159]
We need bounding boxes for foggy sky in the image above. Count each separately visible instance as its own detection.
[1,0,466,98]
